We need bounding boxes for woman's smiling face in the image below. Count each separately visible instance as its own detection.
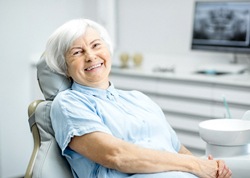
[66,27,112,89]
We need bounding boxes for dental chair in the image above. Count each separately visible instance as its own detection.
[25,57,74,178]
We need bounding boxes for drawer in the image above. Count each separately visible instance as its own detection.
[110,74,157,92]
[152,95,213,118]
[165,113,204,133]
[157,79,213,100]
[212,85,250,105]
[212,103,249,119]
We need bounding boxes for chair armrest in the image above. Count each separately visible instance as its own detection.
[25,100,44,178]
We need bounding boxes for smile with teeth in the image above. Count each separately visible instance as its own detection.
[85,63,102,71]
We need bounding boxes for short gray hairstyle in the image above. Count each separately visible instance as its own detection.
[43,18,113,76]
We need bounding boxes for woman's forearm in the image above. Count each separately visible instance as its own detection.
[69,132,218,177]
[109,143,199,174]
[108,141,219,177]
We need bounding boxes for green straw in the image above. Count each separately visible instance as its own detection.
[222,95,232,119]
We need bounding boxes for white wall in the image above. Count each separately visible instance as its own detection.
[117,0,192,54]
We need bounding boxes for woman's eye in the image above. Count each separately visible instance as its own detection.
[93,43,101,49]
[73,50,83,55]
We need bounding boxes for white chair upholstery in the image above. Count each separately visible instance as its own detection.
[25,57,73,178]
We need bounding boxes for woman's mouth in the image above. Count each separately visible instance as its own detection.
[85,63,103,71]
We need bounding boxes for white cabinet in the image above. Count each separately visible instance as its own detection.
[211,84,250,119]
[110,69,250,156]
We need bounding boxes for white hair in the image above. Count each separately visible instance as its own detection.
[43,18,113,76]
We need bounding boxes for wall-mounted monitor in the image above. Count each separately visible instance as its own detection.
[191,1,250,54]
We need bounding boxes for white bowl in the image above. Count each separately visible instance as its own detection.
[199,119,250,146]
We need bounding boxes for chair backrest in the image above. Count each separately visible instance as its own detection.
[25,57,73,178]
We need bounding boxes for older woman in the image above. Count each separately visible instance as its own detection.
[44,19,232,178]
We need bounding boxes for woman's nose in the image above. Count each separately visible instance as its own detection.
[85,51,96,61]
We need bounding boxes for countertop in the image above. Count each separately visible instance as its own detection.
[111,66,250,88]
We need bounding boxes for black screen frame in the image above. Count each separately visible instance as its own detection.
[191,1,250,54]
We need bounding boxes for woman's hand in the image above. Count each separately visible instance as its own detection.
[193,155,232,178]
[179,147,232,178]
[194,157,220,178]
[208,155,232,178]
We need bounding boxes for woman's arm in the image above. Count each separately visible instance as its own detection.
[69,131,230,178]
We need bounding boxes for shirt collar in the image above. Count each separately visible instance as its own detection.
[71,81,119,99]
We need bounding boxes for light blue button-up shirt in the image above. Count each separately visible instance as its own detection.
[51,82,198,178]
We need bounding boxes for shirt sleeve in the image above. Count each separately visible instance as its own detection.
[168,125,181,152]
[50,91,112,159]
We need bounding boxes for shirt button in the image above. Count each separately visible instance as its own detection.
[107,94,115,101]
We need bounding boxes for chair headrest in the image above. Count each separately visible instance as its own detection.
[37,57,72,100]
